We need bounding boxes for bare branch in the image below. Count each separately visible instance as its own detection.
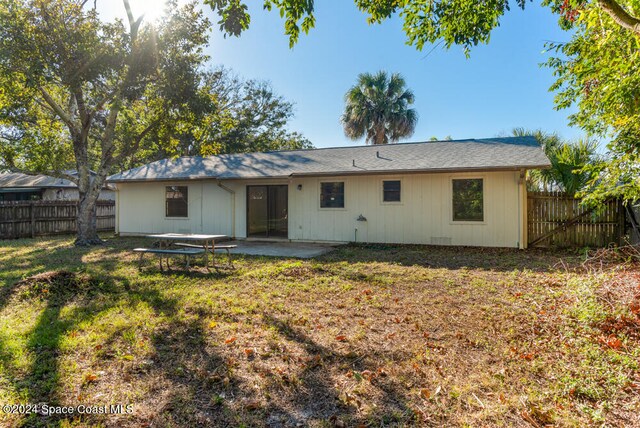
[598,0,640,36]
[38,87,77,133]
[122,0,143,41]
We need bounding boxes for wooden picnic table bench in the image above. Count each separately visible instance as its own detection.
[144,233,228,269]
[133,247,205,271]
[175,243,237,268]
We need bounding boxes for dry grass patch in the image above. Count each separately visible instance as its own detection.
[0,237,638,427]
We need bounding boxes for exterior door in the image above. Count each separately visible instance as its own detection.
[247,185,288,237]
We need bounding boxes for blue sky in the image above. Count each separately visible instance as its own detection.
[103,1,582,148]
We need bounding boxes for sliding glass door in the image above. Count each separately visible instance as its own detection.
[246,185,288,238]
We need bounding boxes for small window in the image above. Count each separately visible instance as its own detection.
[166,186,188,217]
[320,182,344,208]
[452,179,483,222]
[382,180,401,202]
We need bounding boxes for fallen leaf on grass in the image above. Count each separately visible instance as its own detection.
[244,348,254,357]
[361,370,375,381]
[243,400,261,411]
[520,411,541,428]
[335,335,347,342]
[599,335,623,350]
[83,373,98,383]
[420,388,431,399]
[208,321,217,329]
[224,337,237,345]
[520,352,535,361]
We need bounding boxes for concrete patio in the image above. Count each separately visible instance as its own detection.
[214,240,339,259]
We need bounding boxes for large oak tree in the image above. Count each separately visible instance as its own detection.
[0,0,212,245]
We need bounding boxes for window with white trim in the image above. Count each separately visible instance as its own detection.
[166,186,188,217]
[452,178,483,221]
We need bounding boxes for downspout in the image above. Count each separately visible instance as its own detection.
[216,180,236,239]
[518,169,526,249]
[114,184,120,236]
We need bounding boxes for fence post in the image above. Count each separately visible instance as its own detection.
[618,199,625,246]
[30,201,35,238]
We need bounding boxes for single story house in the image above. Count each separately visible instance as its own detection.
[108,137,550,249]
[0,172,116,201]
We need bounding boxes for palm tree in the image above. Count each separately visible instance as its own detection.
[512,128,599,195]
[548,139,600,196]
[341,71,417,145]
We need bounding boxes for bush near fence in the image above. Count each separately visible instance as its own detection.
[0,200,115,239]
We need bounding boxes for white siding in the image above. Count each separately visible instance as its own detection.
[287,171,521,248]
[115,171,524,248]
[116,181,232,236]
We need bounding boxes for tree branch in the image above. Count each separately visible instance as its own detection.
[122,0,143,42]
[597,0,640,36]
[114,120,160,164]
[38,87,78,133]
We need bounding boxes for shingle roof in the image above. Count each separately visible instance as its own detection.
[107,137,550,182]
[0,172,115,190]
[0,172,78,189]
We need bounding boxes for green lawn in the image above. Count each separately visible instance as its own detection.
[0,236,639,427]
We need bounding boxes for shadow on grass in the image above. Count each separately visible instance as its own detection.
[0,237,241,427]
[320,243,582,273]
[261,314,416,426]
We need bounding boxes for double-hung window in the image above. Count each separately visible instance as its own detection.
[320,182,344,208]
[382,180,401,202]
[452,179,483,222]
[166,186,188,217]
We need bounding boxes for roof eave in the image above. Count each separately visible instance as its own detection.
[106,164,551,182]
[286,165,552,178]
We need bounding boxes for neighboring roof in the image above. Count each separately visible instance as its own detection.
[0,172,78,189]
[108,136,551,182]
[0,172,115,190]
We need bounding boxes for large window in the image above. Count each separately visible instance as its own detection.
[166,186,188,217]
[320,182,344,208]
[382,180,401,202]
[452,178,483,222]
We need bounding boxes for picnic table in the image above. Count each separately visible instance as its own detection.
[144,233,229,269]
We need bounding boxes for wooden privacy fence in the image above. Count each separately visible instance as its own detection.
[0,200,115,239]
[527,191,624,248]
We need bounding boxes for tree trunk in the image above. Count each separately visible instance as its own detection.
[75,190,102,246]
[375,125,386,145]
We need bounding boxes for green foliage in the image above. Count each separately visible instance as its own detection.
[545,1,640,204]
[0,1,310,243]
[203,0,640,204]
[205,0,533,55]
[0,0,212,173]
[118,67,312,170]
[341,71,417,145]
[514,128,600,195]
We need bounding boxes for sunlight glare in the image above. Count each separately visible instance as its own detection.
[130,0,168,23]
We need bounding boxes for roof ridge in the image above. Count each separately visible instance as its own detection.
[206,136,537,158]
[107,136,547,182]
